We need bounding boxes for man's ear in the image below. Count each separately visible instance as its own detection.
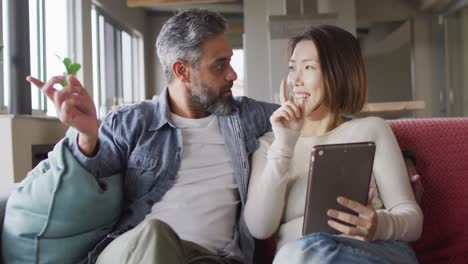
[172,60,191,83]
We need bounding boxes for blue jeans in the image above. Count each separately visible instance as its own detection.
[273,233,419,264]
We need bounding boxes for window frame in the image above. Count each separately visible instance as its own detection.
[30,0,48,114]
[0,0,5,114]
[91,5,145,118]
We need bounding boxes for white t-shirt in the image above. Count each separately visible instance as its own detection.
[147,114,239,253]
[244,117,423,250]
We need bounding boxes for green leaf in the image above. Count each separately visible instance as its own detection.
[56,55,81,86]
[63,58,72,70]
[68,63,81,75]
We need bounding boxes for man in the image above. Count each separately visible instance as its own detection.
[28,9,277,264]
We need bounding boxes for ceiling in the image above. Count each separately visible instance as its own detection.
[129,0,456,18]
[128,0,243,14]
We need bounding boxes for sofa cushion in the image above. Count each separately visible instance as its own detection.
[389,118,468,264]
[0,184,17,264]
[1,138,123,264]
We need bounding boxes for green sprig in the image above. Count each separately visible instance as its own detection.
[56,55,81,87]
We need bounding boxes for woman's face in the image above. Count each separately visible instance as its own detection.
[287,40,327,116]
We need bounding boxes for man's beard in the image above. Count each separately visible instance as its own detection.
[189,79,236,115]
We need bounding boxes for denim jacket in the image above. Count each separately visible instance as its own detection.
[67,88,279,264]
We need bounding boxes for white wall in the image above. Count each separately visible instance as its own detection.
[146,14,171,96]
[356,0,419,28]
[244,0,357,103]
[244,0,272,101]
[365,43,412,102]
[320,0,356,35]
[94,0,146,33]
[0,116,68,185]
[0,117,14,187]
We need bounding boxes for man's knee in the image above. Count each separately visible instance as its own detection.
[140,219,171,232]
[138,219,178,240]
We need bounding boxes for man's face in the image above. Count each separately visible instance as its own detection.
[188,33,238,115]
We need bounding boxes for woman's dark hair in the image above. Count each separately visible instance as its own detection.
[288,25,367,115]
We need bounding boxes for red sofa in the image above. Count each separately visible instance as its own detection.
[255,118,468,264]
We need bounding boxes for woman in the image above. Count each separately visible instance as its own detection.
[244,25,423,263]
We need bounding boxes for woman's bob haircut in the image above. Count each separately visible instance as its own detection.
[288,24,368,115]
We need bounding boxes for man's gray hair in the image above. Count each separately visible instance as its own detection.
[156,9,227,84]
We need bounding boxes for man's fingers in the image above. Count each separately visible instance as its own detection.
[67,75,86,94]
[411,174,424,203]
[26,76,45,88]
[412,175,424,192]
[29,76,65,100]
[279,79,288,104]
[367,187,375,206]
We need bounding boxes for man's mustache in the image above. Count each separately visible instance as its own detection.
[222,82,234,92]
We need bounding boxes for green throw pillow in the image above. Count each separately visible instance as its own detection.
[1,138,122,264]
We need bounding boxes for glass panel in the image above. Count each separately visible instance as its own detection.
[104,21,116,111]
[29,0,40,110]
[121,30,133,104]
[135,35,145,101]
[91,8,101,117]
[44,0,68,116]
[98,14,107,117]
[0,1,4,109]
[29,0,68,115]
[91,7,144,116]
[443,5,468,117]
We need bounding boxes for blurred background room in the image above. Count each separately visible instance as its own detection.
[1,0,467,184]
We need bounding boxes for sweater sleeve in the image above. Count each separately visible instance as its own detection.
[244,126,300,239]
[370,117,423,241]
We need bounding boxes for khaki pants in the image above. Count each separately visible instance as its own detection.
[96,219,234,264]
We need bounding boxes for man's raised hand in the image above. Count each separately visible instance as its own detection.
[27,75,99,156]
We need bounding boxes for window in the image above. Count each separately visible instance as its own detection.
[29,0,70,116]
[441,5,468,117]
[430,3,468,117]
[231,49,244,97]
[91,6,144,118]
[0,0,5,112]
[1,0,70,115]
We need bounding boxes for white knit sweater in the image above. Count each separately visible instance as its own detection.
[244,117,423,250]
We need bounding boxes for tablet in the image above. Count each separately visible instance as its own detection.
[302,142,376,236]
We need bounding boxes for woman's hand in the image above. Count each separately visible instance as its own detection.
[326,188,378,241]
[270,80,304,130]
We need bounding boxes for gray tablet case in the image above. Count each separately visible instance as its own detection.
[302,142,376,236]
